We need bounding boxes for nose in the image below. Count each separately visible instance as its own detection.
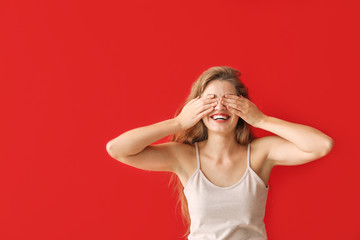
[214,97,226,110]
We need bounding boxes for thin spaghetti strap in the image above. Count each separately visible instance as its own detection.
[195,142,200,170]
[247,143,251,169]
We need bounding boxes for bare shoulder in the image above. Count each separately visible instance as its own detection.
[249,136,278,185]
[166,141,195,162]
[144,141,195,175]
[170,141,196,172]
[250,136,269,155]
[169,141,198,185]
[250,135,278,167]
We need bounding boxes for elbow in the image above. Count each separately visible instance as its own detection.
[106,141,118,159]
[106,141,131,162]
[325,137,334,154]
[319,137,334,157]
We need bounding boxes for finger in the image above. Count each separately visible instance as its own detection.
[206,94,215,98]
[195,94,214,103]
[222,98,238,104]
[191,96,200,101]
[196,101,217,111]
[223,96,245,103]
[223,102,245,111]
[187,96,199,105]
[199,94,215,99]
[194,97,217,108]
[202,98,218,104]
[227,105,243,117]
[198,104,215,118]
[188,96,202,106]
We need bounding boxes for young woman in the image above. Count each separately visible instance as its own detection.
[106,66,334,240]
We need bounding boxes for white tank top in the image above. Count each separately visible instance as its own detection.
[184,142,269,240]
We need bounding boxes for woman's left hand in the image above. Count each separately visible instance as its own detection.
[221,94,267,128]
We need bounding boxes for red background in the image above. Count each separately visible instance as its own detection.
[1,0,359,239]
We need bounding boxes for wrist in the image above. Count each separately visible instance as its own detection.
[172,117,186,132]
[254,114,269,128]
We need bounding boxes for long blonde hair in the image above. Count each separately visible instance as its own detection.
[167,66,257,238]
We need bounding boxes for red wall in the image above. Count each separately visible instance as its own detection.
[1,0,359,239]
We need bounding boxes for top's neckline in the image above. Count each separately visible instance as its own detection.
[199,168,250,190]
[195,141,250,190]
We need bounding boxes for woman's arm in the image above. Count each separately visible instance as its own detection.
[106,94,217,172]
[106,118,185,173]
[221,94,334,166]
[255,116,334,155]
[106,118,183,158]
[255,116,334,166]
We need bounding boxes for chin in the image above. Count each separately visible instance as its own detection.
[203,117,237,133]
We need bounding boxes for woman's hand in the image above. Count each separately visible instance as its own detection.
[175,94,218,130]
[222,94,267,128]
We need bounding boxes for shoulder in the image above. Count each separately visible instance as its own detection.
[247,136,279,184]
[168,141,196,172]
[155,141,195,163]
[251,135,281,152]
[168,141,201,184]
[250,136,279,168]
[168,141,195,155]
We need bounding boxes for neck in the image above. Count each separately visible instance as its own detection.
[201,131,239,162]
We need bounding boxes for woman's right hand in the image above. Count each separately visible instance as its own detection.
[175,94,218,130]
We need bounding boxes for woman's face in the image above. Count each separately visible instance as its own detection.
[201,80,240,134]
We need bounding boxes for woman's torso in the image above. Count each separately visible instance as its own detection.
[173,137,273,190]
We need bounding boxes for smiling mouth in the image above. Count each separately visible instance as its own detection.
[210,115,230,122]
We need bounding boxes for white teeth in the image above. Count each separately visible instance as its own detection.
[211,114,229,120]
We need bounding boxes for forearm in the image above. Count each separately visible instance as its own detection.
[255,115,334,154]
[106,118,184,158]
